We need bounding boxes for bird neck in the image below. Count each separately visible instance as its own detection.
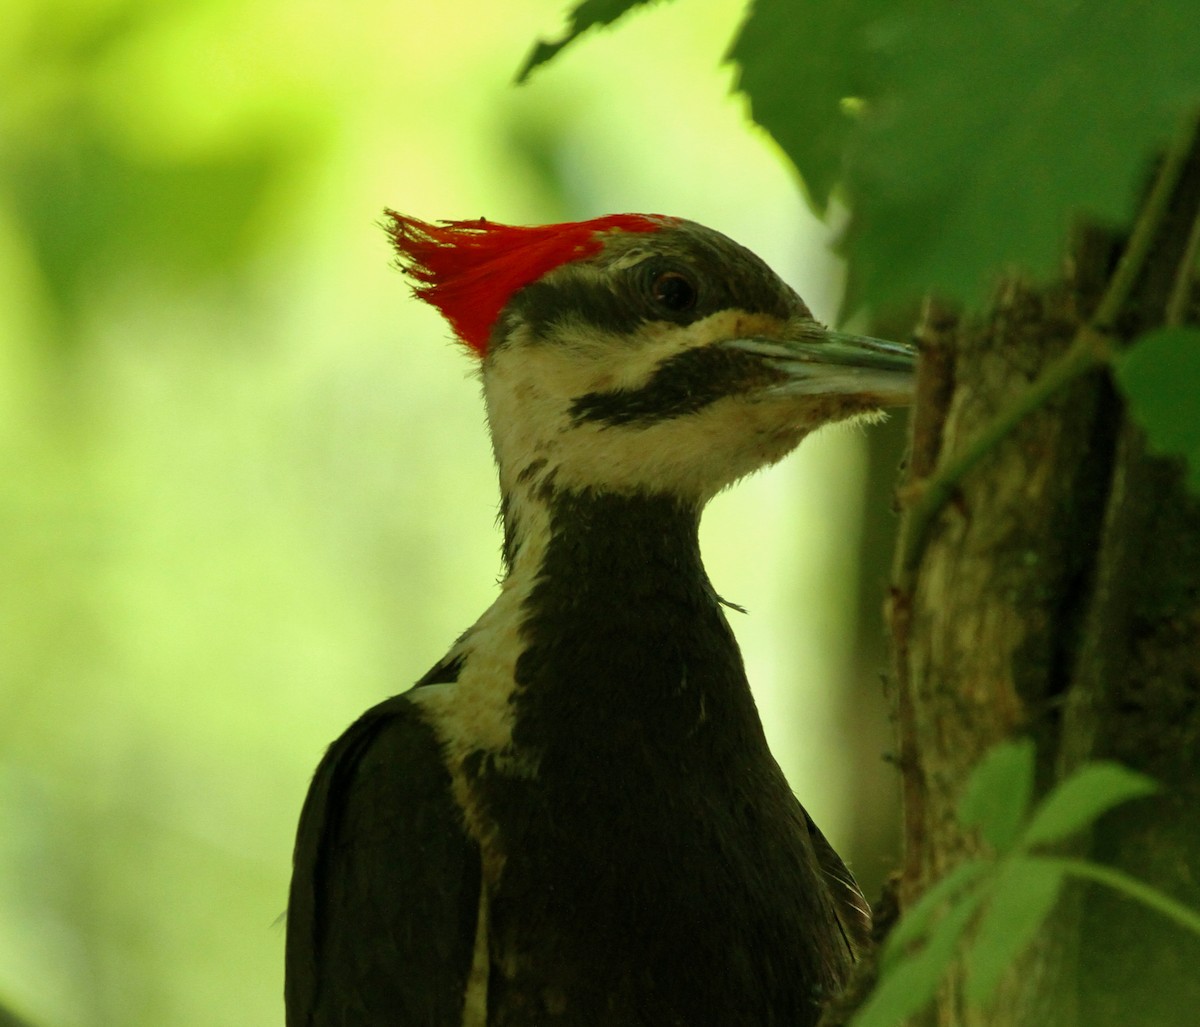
[501,478,709,610]
[497,479,761,755]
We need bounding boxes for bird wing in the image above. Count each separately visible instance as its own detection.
[286,693,482,1026]
[804,809,873,959]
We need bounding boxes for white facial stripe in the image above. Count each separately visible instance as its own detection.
[490,309,786,402]
[532,395,811,500]
[483,307,899,501]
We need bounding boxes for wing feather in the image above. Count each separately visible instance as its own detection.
[804,809,873,960]
[286,694,482,1026]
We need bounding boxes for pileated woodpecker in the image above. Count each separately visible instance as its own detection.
[286,213,915,1026]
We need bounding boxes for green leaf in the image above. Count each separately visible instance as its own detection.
[1114,327,1200,495]
[516,0,662,82]
[852,890,983,1027]
[842,1,1200,310]
[726,0,883,211]
[963,857,1065,1007]
[880,858,988,973]
[1022,762,1158,848]
[959,739,1036,854]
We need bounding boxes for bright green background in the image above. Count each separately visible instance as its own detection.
[1,1,890,1023]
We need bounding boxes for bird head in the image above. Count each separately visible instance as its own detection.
[386,213,915,510]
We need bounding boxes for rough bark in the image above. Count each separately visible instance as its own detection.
[886,136,1200,1027]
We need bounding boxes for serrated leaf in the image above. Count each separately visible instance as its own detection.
[852,889,983,1027]
[727,0,884,210]
[1114,327,1200,496]
[959,739,1036,854]
[842,1,1200,311]
[1022,762,1158,849]
[516,0,662,82]
[963,857,1065,1007]
[881,858,988,972]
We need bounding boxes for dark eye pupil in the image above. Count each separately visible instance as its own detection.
[651,271,697,312]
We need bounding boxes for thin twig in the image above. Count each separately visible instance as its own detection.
[1165,202,1200,327]
[1094,112,1200,331]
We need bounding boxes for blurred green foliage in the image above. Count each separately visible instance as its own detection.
[1,1,875,1024]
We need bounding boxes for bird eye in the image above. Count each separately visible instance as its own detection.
[650,270,698,314]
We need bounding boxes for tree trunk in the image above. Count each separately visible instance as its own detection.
[887,140,1200,1026]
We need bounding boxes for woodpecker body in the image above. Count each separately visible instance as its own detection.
[286,214,914,1026]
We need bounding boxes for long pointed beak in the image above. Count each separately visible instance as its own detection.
[724,322,917,407]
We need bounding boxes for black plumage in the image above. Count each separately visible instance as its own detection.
[287,697,480,1024]
[478,488,867,1025]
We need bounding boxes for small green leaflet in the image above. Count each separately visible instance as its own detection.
[962,857,1065,1007]
[1114,327,1200,495]
[1023,762,1158,847]
[958,738,1035,855]
[516,0,662,82]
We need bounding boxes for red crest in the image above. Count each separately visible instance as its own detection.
[385,212,672,354]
